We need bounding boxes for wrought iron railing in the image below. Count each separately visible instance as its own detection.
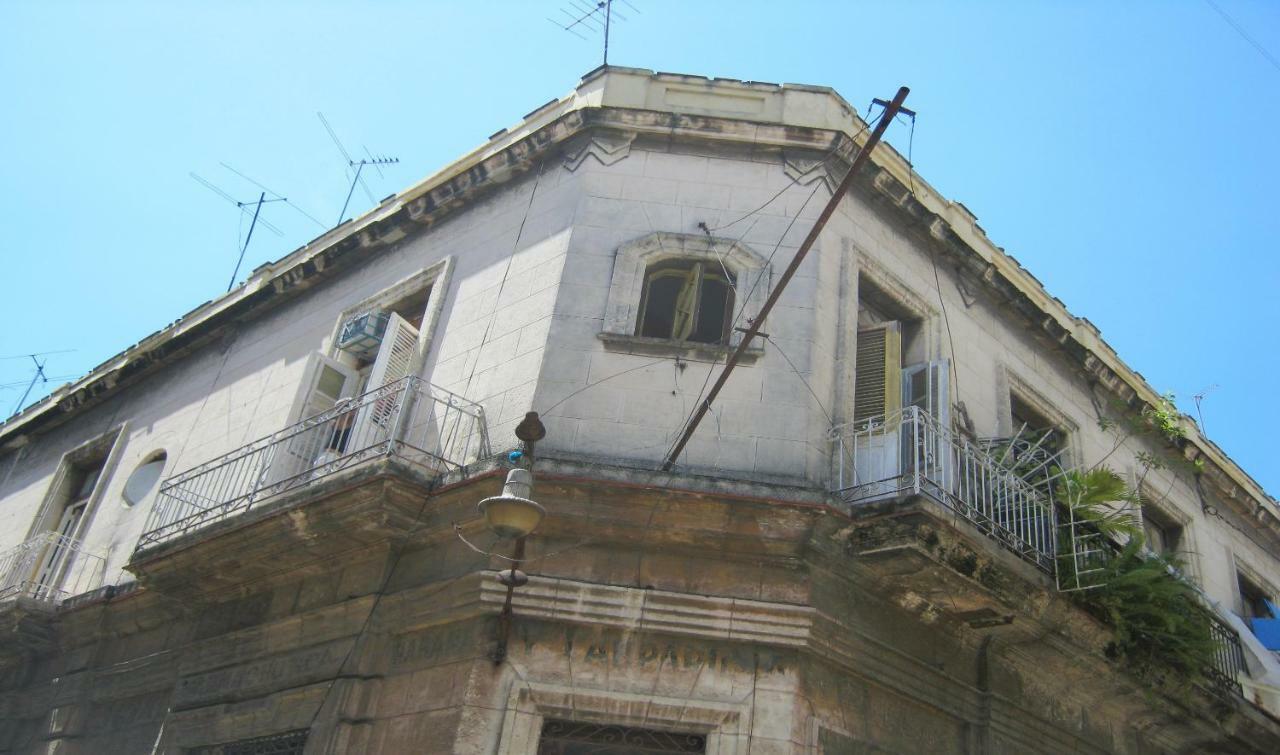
[831,406,1058,573]
[0,532,105,604]
[137,376,489,551]
[1205,610,1246,698]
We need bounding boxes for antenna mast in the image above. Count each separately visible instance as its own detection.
[9,356,48,419]
[550,0,636,65]
[190,172,286,291]
[317,112,400,228]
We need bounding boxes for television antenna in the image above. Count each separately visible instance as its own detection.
[218,162,328,231]
[8,355,49,418]
[190,172,287,291]
[549,0,637,66]
[317,112,400,228]
[1193,384,1220,434]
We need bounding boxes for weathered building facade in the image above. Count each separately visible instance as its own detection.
[2,67,1280,753]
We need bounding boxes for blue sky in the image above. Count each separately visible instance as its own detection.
[2,1,1277,493]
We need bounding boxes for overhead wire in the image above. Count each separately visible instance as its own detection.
[219,162,329,230]
[903,108,964,411]
[1204,0,1280,74]
[461,161,547,398]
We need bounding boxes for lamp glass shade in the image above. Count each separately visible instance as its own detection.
[478,495,546,539]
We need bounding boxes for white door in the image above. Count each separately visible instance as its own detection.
[268,354,359,487]
[33,500,87,599]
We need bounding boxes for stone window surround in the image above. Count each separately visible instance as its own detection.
[1136,481,1198,577]
[854,250,940,362]
[325,256,454,372]
[996,366,1080,469]
[600,232,770,361]
[495,680,749,754]
[1234,557,1278,619]
[27,424,128,543]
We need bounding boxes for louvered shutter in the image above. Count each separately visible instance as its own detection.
[366,313,420,390]
[365,313,421,428]
[671,264,700,341]
[854,323,902,423]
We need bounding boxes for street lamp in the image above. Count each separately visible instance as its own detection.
[478,468,545,539]
[484,412,546,663]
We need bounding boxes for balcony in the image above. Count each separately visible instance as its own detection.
[0,532,105,659]
[830,406,1249,701]
[831,406,1057,573]
[135,376,490,554]
[0,531,105,604]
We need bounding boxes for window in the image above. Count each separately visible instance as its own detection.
[538,720,706,754]
[1238,570,1276,623]
[33,453,108,597]
[995,388,1073,499]
[122,451,166,506]
[637,260,735,344]
[853,281,940,426]
[601,232,769,354]
[1139,500,1183,558]
[188,730,307,755]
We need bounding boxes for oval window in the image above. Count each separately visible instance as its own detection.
[123,453,166,506]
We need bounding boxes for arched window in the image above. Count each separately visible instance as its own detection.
[637,260,735,344]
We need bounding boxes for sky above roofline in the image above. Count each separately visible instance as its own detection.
[1,0,1276,492]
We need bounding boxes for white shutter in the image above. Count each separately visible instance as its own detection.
[903,360,951,494]
[362,313,421,431]
[902,360,949,428]
[366,313,420,390]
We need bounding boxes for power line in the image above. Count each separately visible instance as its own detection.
[1204,0,1280,74]
[0,349,75,361]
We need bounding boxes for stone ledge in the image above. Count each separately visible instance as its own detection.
[597,332,763,364]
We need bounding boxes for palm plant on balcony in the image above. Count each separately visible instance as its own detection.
[1056,467,1218,690]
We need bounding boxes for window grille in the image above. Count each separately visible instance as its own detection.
[538,719,706,754]
[188,730,308,755]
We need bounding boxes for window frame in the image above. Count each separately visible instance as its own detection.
[601,232,769,357]
[326,256,453,371]
[635,258,736,345]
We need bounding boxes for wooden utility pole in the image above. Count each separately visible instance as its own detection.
[662,86,911,471]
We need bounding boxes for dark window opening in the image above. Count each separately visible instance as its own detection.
[637,260,735,345]
[1238,571,1275,622]
[538,719,707,754]
[1141,504,1183,558]
[188,730,307,755]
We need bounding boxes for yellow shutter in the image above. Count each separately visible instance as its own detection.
[854,323,902,423]
[671,264,700,341]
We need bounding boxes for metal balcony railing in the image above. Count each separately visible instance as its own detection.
[831,406,1058,573]
[1205,610,1247,698]
[137,376,490,551]
[0,532,105,604]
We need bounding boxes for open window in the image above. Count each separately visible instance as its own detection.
[636,259,735,345]
[1238,569,1276,623]
[16,429,120,600]
[601,232,769,356]
[847,277,949,501]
